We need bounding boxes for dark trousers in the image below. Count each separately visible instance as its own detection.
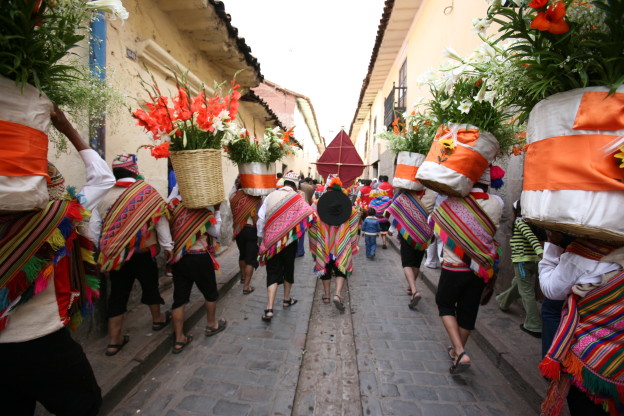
[107,252,164,318]
[0,329,101,416]
[266,241,297,287]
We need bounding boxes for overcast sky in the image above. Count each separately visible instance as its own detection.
[223,0,386,145]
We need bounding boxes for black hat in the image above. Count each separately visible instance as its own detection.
[317,189,352,226]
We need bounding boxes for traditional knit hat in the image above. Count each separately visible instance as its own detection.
[47,162,66,201]
[283,170,299,183]
[112,153,140,176]
[317,188,352,226]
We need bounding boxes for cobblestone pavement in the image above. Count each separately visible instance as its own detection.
[110,236,537,415]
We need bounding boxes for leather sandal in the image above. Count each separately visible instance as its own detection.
[172,334,193,354]
[333,295,345,312]
[152,310,172,331]
[283,298,298,307]
[261,309,273,322]
[105,335,129,356]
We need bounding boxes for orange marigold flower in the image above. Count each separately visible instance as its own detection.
[531,1,569,34]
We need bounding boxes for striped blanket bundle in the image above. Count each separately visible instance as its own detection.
[98,180,169,272]
[258,191,315,265]
[0,199,99,331]
[369,196,392,224]
[230,189,262,239]
[386,190,433,250]
[309,208,360,278]
[539,270,624,416]
[430,195,500,281]
[169,202,219,270]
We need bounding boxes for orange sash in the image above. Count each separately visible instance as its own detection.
[394,164,419,181]
[523,134,624,191]
[240,173,275,189]
[0,120,49,180]
[573,92,624,131]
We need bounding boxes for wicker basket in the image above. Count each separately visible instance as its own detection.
[521,86,624,242]
[416,123,498,197]
[170,149,224,208]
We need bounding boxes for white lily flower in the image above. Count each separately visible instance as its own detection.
[473,81,488,103]
[212,118,224,132]
[440,98,453,110]
[85,0,129,20]
[216,109,230,121]
[484,91,496,105]
[458,100,473,114]
[442,47,463,62]
[472,18,492,36]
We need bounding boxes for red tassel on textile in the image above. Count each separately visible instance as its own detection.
[539,356,562,380]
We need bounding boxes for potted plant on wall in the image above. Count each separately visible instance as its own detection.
[0,0,128,212]
[376,108,436,191]
[486,0,624,243]
[133,70,243,208]
[222,126,299,196]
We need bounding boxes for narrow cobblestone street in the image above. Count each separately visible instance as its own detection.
[109,235,537,416]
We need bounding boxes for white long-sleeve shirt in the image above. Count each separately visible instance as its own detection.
[539,242,621,300]
[0,149,115,343]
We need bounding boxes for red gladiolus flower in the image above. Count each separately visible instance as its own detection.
[528,0,548,9]
[531,1,569,34]
[150,142,170,159]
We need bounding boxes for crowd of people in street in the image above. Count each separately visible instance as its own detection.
[2,109,623,416]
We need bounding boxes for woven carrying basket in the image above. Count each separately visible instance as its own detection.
[170,149,224,208]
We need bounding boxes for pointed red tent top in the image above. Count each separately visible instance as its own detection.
[313,130,366,188]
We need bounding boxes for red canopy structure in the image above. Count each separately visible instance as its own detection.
[313,130,367,188]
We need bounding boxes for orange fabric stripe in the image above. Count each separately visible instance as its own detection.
[240,173,276,189]
[394,164,419,181]
[0,120,49,180]
[523,134,624,191]
[573,92,624,131]
[424,141,488,183]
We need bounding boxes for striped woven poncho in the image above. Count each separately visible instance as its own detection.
[0,199,99,331]
[539,269,624,416]
[430,195,501,282]
[258,189,315,265]
[230,189,261,239]
[308,207,360,278]
[369,196,392,224]
[98,180,169,272]
[169,201,219,268]
[386,190,433,250]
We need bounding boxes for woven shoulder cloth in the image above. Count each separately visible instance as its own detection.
[565,239,618,261]
[98,180,168,272]
[258,190,314,265]
[230,189,262,239]
[386,190,433,250]
[309,207,360,278]
[0,200,99,331]
[539,270,624,416]
[430,195,501,282]
[169,203,219,270]
[370,196,392,219]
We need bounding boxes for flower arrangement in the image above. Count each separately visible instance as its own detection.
[485,0,624,120]
[0,0,127,105]
[376,107,436,155]
[223,126,299,165]
[418,43,525,155]
[133,69,242,159]
[1,0,128,151]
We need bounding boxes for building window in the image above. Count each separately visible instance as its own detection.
[384,59,408,129]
